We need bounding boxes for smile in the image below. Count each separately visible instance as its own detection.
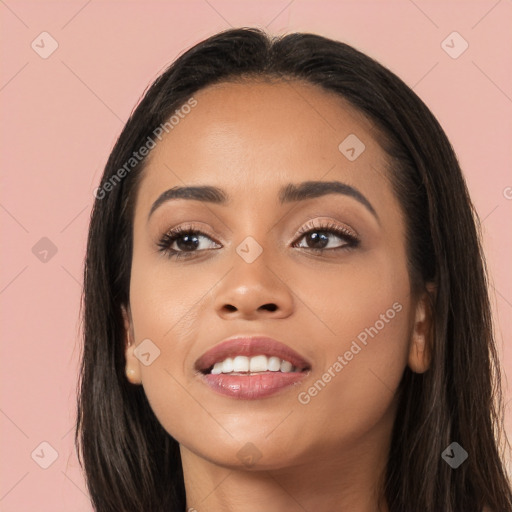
[209,355,302,374]
[195,336,311,399]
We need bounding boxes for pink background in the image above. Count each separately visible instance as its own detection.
[1,1,511,510]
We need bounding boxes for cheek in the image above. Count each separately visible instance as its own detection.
[290,254,412,447]
[291,306,410,461]
[295,245,411,353]
[129,249,216,343]
[127,257,221,439]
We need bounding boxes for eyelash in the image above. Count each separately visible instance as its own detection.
[156,220,360,261]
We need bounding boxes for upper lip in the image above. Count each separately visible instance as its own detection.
[195,336,312,373]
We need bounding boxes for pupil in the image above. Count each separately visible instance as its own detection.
[307,231,328,249]
[177,234,199,251]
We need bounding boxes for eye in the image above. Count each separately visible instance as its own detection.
[157,219,360,261]
[157,225,220,260]
[293,219,359,252]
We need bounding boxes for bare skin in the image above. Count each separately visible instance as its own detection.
[122,79,433,512]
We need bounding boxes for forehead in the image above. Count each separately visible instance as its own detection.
[135,79,391,213]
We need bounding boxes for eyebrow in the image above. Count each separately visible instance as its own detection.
[147,180,379,222]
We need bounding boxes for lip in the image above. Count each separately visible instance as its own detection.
[195,336,311,400]
[195,336,311,373]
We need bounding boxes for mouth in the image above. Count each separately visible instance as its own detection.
[203,354,306,375]
[195,336,311,399]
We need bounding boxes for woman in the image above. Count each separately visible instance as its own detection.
[76,27,512,511]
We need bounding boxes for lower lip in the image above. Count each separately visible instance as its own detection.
[200,371,308,399]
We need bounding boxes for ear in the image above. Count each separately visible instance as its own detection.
[121,304,142,385]
[407,283,436,374]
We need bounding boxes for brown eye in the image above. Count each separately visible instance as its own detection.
[293,220,359,252]
[157,226,220,260]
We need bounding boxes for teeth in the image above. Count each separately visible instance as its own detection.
[223,357,234,372]
[280,360,293,372]
[233,355,249,372]
[249,355,267,372]
[211,362,224,374]
[268,356,281,371]
[209,354,300,374]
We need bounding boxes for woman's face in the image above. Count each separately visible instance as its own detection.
[123,80,430,471]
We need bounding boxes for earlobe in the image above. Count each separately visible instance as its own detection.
[407,284,436,374]
[121,304,142,385]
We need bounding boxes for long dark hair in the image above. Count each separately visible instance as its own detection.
[76,27,512,511]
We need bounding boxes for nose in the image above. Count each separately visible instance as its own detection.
[214,255,294,320]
